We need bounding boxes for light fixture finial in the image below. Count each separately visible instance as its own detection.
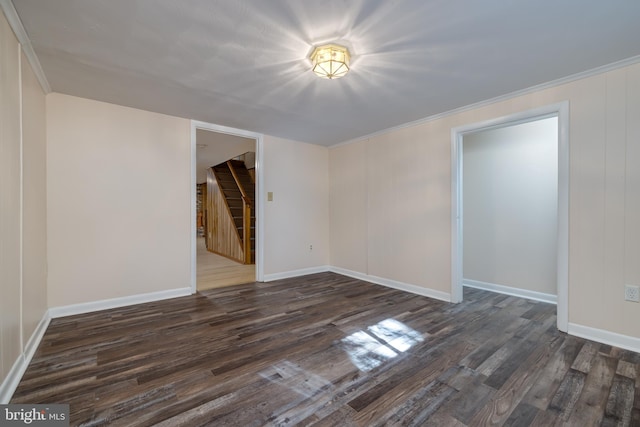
[310,44,350,79]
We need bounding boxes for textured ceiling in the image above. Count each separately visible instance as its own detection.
[12,0,640,146]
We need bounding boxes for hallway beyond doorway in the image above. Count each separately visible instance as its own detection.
[197,237,255,290]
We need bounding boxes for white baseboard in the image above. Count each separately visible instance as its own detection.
[2,277,638,405]
[463,279,557,304]
[0,311,51,404]
[263,266,451,303]
[22,312,51,374]
[568,323,640,354]
[262,266,330,282]
[1,287,193,403]
[48,287,192,318]
[263,265,451,303]
[329,266,451,302]
[0,354,26,404]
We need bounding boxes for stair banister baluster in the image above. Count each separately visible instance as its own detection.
[227,161,252,264]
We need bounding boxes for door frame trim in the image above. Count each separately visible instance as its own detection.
[450,101,569,332]
[190,121,264,293]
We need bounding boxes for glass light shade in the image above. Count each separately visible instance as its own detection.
[310,44,350,79]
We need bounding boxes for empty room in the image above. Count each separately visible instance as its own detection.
[1,1,640,425]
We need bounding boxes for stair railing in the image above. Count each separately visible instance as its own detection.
[227,161,252,264]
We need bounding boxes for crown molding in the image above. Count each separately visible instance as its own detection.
[0,0,51,93]
[331,54,640,149]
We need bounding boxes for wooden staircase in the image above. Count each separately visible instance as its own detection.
[212,160,255,264]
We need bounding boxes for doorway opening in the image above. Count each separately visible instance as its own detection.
[451,102,569,332]
[190,121,264,293]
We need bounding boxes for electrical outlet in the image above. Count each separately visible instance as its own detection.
[309,244,313,251]
[625,285,640,302]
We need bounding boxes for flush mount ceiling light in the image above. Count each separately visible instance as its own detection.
[310,44,351,79]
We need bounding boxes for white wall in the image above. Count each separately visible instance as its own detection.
[463,118,558,295]
[329,140,368,273]
[21,50,48,344]
[0,6,22,391]
[46,93,192,307]
[330,62,640,339]
[0,9,47,401]
[46,94,331,304]
[41,94,331,290]
[330,123,452,293]
[263,135,329,277]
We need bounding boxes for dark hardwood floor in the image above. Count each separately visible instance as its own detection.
[11,272,640,426]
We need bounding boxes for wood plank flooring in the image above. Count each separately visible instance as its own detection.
[11,272,640,426]
[197,237,255,290]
